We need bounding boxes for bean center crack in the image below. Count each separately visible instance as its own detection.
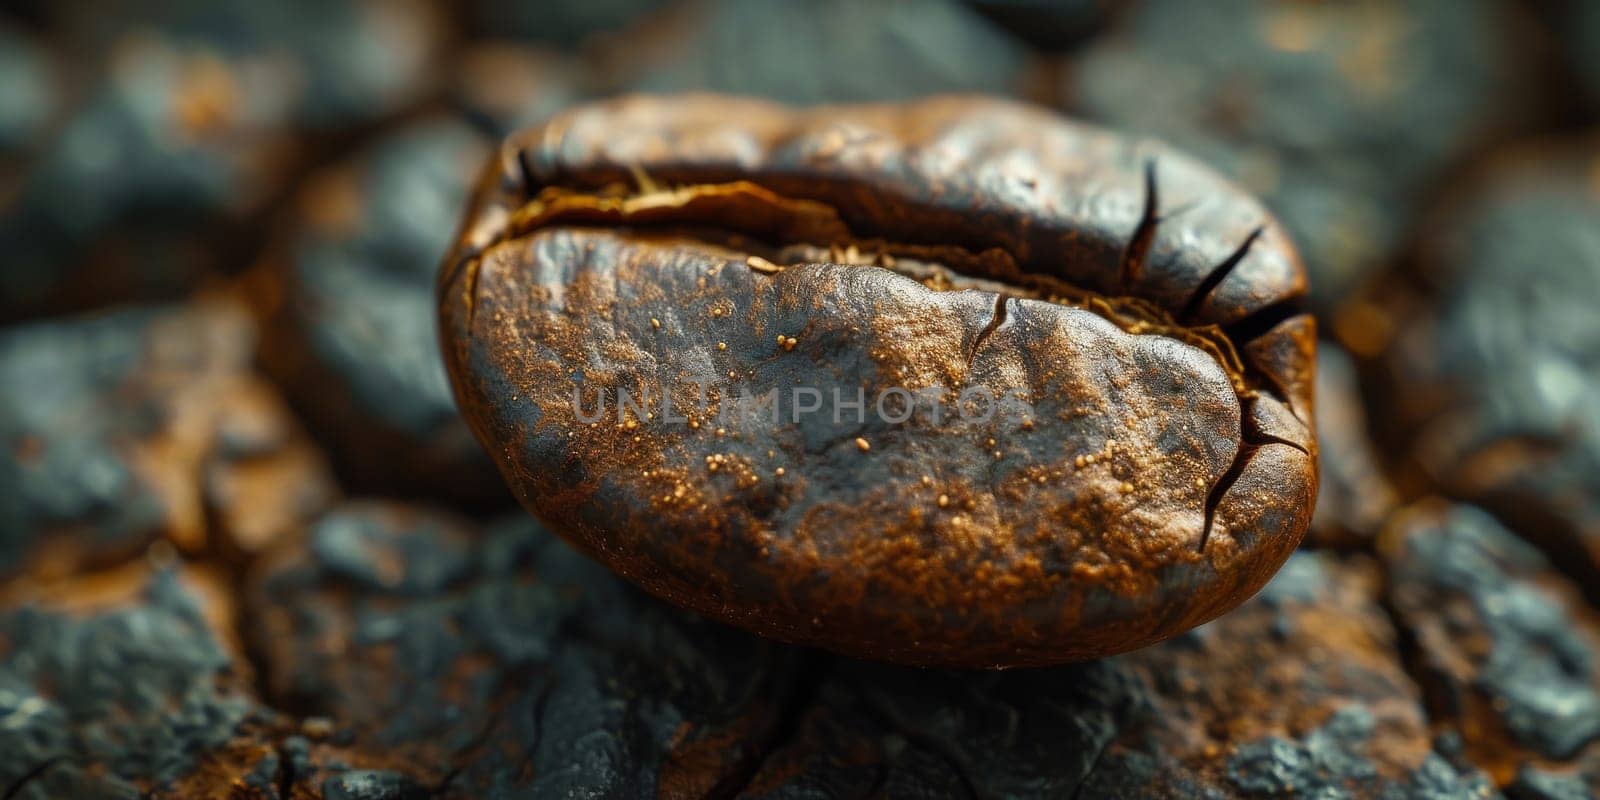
[493,176,1262,400]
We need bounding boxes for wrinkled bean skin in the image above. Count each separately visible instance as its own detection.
[439,95,1318,667]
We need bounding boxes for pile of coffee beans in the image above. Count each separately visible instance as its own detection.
[3,1,1599,797]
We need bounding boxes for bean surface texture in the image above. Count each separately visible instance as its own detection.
[439,95,1318,666]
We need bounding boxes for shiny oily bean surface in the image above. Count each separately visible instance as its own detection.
[439,95,1318,667]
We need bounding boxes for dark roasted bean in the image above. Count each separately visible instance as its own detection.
[439,95,1318,667]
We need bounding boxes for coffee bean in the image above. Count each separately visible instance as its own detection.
[439,95,1318,667]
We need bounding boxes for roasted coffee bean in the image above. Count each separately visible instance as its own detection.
[1069,0,1537,315]
[1381,501,1600,790]
[1383,140,1600,584]
[262,120,506,506]
[440,95,1318,667]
